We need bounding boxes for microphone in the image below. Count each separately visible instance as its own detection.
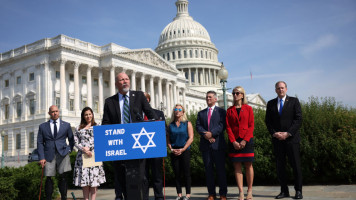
[133,108,144,122]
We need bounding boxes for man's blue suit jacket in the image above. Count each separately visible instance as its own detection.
[196,106,227,151]
[37,120,74,162]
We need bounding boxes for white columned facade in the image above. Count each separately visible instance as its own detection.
[98,68,103,115]
[10,73,14,121]
[217,71,220,85]
[188,68,191,85]
[131,71,136,90]
[158,78,162,108]
[87,65,93,108]
[59,60,67,111]
[165,80,170,116]
[182,88,186,109]
[110,66,115,95]
[74,62,80,113]
[173,82,177,105]
[195,68,198,85]
[169,82,174,116]
[140,73,145,92]
[202,68,205,85]
[35,64,41,114]
[44,61,49,111]
[149,76,155,108]
[22,69,27,120]
[214,69,217,85]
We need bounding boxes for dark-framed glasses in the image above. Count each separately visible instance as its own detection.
[232,91,242,96]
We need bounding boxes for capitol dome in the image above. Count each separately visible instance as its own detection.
[158,13,211,45]
[155,0,223,93]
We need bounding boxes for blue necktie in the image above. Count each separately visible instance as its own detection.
[279,99,283,116]
[53,120,58,138]
[123,95,130,124]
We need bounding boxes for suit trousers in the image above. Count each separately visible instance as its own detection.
[273,141,302,192]
[202,149,227,196]
[143,158,164,200]
[113,160,126,200]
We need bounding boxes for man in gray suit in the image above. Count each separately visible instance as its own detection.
[37,105,74,200]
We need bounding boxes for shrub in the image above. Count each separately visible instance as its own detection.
[0,162,58,200]
[0,176,17,200]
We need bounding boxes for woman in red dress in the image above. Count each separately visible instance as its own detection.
[226,86,255,200]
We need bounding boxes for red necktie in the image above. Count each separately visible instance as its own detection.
[208,107,212,131]
[144,115,148,121]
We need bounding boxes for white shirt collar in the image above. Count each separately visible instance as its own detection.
[278,95,286,102]
[208,105,216,110]
[118,91,130,99]
[50,118,60,123]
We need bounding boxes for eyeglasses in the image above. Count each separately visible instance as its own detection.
[232,91,242,96]
[174,108,182,112]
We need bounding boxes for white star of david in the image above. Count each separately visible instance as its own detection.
[132,127,156,153]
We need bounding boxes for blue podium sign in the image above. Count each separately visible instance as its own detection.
[93,121,167,162]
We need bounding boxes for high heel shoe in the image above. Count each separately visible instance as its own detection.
[238,192,244,200]
[246,190,253,200]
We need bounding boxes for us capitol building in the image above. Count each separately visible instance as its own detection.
[0,0,266,167]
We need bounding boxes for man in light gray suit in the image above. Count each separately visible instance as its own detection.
[37,105,74,200]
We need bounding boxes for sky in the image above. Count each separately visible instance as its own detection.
[1,0,356,107]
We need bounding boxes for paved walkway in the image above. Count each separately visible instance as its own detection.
[68,185,356,200]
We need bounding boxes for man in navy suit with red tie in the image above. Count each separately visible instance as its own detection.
[265,81,303,199]
[37,105,74,200]
[196,91,227,200]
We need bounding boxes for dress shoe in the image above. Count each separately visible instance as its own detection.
[220,195,227,200]
[275,192,290,199]
[294,191,303,199]
[207,195,216,200]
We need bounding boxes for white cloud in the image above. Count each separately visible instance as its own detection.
[301,34,338,57]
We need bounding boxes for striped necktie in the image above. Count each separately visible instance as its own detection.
[123,95,130,123]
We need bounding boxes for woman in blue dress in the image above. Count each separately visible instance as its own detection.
[167,104,194,200]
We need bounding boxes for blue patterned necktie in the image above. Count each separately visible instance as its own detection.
[279,99,283,116]
[123,95,130,124]
[53,120,58,138]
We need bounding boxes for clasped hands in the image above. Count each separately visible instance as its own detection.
[82,147,93,157]
[203,131,215,143]
[233,140,246,150]
[171,148,184,156]
[273,132,290,140]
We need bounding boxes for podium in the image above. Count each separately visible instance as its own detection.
[94,121,166,200]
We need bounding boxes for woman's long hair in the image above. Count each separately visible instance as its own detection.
[168,103,188,124]
[233,86,248,105]
[79,107,97,130]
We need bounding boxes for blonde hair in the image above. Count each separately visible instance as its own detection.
[233,86,248,105]
[168,103,188,124]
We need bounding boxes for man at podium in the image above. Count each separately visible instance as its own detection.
[102,72,157,200]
